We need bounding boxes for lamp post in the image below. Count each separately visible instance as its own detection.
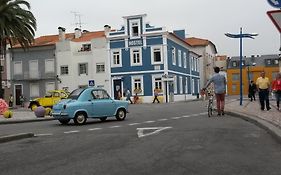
[225,28,258,106]
[245,62,256,85]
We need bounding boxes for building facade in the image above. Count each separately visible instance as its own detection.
[227,54,280,95]
[106,14,200,103]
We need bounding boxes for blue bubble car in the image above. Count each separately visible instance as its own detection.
[52,87,129,125]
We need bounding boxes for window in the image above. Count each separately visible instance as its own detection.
[183,52,187,68]
[274,59,279,65]
[232,84,237,93]
[45,59,54,73]
[232,61,237,67]
[96,63,105,73]
[174,75,177,94]
[266,59,272,65]
[14,61,22,75]
[80,44,91,51]
[131,48,142,66]
[112,50,122,67]
[29,60,38,79]
[151,46,162,64]
[179,76,183,94]
[130,20,140,38]
[232,73,239,81]
[172,47,176,65]
[178,50,182,67]
[185,77,188,94]
[30,83,39,97]
[154,77,162,91]
[192,79,195,94]
[132,76,144,95]
[79,63,88,75]
[92,90,110,100]
[60,65,69,75]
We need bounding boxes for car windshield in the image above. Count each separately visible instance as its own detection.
[67,88,85,100]
[44,92,52,97]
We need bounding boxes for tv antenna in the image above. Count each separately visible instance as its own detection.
[71,11,84,29]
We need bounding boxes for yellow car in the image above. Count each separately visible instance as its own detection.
[28,90,69,111]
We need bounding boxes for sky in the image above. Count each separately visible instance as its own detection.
[26,0,280,57]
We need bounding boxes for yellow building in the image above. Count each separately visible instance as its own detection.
[226,55,280,95]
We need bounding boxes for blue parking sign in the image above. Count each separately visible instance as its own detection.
[267,0,281,8]
[88,80,95,86]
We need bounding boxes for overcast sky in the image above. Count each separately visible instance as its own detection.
[27,0,280,57]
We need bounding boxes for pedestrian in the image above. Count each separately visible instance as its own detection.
[125,89,133,104]
[9,94,13,107]
[133,93,139,104]
[271,73,281,111]
[152,88,160,103]
[248,80,257,101]
[203,67,226,116]
[20,95,25,107]
[256,71,271,111]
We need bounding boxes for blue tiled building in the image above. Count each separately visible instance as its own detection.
[106,14,200,103]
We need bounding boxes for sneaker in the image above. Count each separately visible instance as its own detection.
[267,107,271,111]
[217,113,221,116]
[221,111,225,116]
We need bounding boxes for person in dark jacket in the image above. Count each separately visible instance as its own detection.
[248,80,257,101]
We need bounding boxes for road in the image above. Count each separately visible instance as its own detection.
[0,101,281,175]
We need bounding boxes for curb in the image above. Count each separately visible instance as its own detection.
[226,110,281,144]
[0,133,34,143]
[0,117,55,125]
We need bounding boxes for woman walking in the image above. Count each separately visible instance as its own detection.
[272,73,281,111]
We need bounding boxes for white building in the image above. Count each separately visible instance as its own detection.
[55,27,110,92]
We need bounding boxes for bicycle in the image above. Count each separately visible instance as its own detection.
[207,91,214,117]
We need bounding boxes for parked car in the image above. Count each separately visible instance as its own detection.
[28,90,69,111]
[52,87,129,125]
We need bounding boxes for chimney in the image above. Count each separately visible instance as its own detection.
[104,25,111,36]
[74,28,82,38]
[58,27,66,41]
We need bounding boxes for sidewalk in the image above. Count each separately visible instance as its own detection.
[0,107,54,125]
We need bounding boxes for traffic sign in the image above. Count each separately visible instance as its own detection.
[88,80,95,86]
[267,10,281,33]
[267,0,281,8]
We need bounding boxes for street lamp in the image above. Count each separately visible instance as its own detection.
[243,62,256,85]
[225,27,258,106]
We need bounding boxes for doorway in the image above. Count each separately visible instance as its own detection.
[113,79,122,100]
[15,84,23,106]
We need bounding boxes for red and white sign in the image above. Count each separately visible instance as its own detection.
[267,10,281,33]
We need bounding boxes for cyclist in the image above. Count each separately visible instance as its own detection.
[202,67,226,116]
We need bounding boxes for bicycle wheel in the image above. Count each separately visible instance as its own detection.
[208,101,213,117]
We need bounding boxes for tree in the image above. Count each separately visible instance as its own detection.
[0,0,37,98]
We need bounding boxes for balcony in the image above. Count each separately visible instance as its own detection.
[12,71,56,81]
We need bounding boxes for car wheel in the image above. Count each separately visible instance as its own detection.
[100,117,107,122]
[115,109,126,121]
[58,119,70,125]
[74,112,87,125]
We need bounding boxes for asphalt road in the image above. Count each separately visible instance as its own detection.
[0,101,281,175]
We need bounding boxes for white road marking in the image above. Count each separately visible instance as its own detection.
[182,115,191,118]
[88,128,102,131]
[128,123,141,126]
[64,130,80,134]
[34,133,53,137]
[143,120,155,124]
[137,127,172,138]
[109,125,121,128]
[158,118,168,121]
[171,117,181,120]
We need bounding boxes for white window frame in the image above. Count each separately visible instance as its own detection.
[179,76,183,94]
[192,79,195,94]
[111,49,122,67]
[152,75,163,94]
[78,63,88,75]
[30,83,39,97]
[60,65,69,75]
[96,63,105,73]
[185,77,188,94]
[131,75,144,95]
[178,50,182,67]
[151,46,163,65]
[45,59,54,73]
[174,75,178,94]
[130,47,142,66]
[14,61,22,75]
[183,52,187,68]
[129,19,141,39]
[172,47,176,65]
